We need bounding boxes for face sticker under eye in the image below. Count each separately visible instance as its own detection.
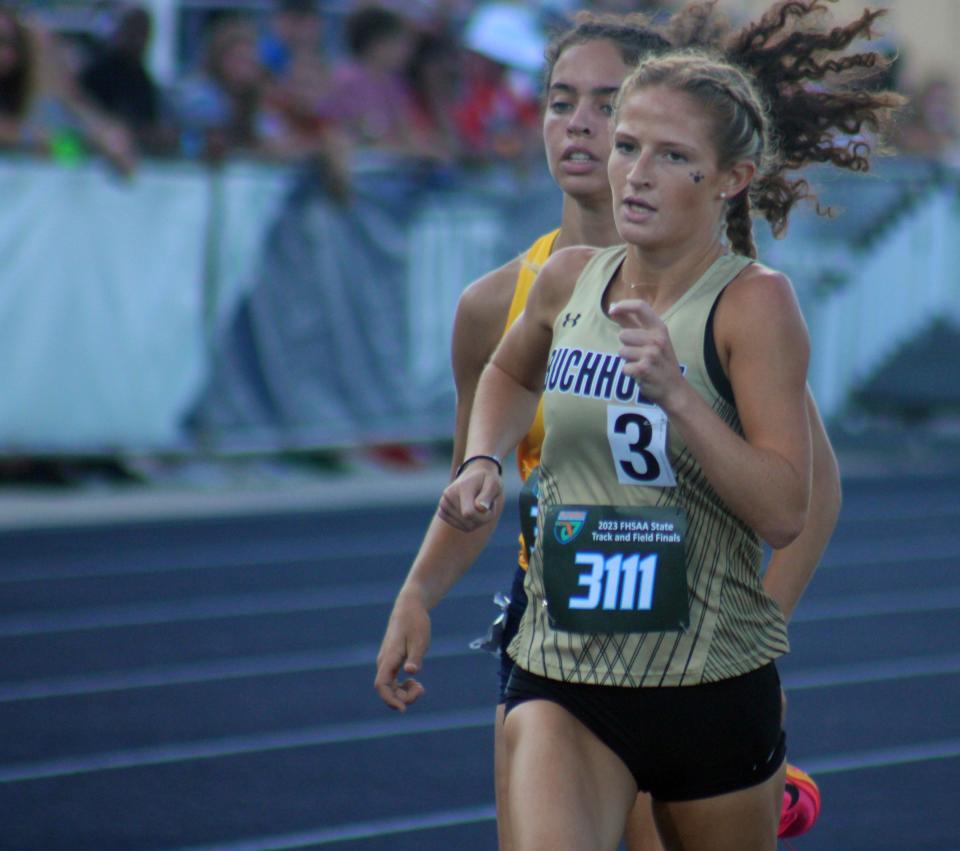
[690,171,704,183]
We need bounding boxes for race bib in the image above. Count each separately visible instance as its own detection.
[542,504,689,634]
[607,404,677,487]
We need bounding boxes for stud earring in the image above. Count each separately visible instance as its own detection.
[720,192,728,200]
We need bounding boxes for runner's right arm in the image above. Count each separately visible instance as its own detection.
[374,259,519,711]
[440,248,593,532]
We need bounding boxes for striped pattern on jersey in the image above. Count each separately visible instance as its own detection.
[506,229,558,570]
[508,244,789,687]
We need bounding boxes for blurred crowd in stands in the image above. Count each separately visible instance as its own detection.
[1,0,959,487]
[0,0,563,179]
[2,0,958,181]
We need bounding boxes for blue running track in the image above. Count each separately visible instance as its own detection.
[0,471,957,850]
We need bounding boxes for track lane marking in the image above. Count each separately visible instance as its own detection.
[1,657,957,782]
[0,541,517,584]
[169,741,960,848]
[0,635,477,701]
[0,708,494,784]
[2,638,960,703]
[0,506,956,584]
[0,577,499,637]
[1,582,957,638]
[172,805,498,850]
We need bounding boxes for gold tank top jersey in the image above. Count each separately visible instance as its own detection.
[509,244,789,687]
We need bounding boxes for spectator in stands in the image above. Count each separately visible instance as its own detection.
[259,0,324,80]
[321,6,428,156]
[175,13,347,182]
[406,28,462,163]
[267,49,333,146]
[259,0,337,158]
[174,16,281,160]
[0,5,136,173]
[455,2,542,164]
[79,4,177,156]
[263,47,352,196]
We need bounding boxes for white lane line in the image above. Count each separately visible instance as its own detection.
[0,708,494,784]
[0,540,516,585]
[0,507,956,585]
[782,653,960,691]
[173,805,497,851]
[0,544,406,585]
[820,545,960,573]
[1,656,957,783]
[0,537,956,587]
[2,580,956,640]
[802,738,960,776]
[0,635,479,702]
[171,741,960,849]
[3,621,959,706]
[0,577,496,638]
[790,586,960,623]
[839,505,960,526]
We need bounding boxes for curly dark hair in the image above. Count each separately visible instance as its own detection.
[542,12,672,93]
[662,0,733,51]
[617,0,906,257]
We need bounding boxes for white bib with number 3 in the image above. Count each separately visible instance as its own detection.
[606,404,677,487]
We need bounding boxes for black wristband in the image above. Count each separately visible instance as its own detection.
[456,454,503,478]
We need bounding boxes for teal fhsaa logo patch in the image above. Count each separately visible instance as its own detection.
[554,509,588,545]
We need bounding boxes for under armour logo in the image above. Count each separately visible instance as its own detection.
[562,313,581,327]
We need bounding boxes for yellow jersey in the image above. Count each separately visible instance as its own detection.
[505,229,559,567]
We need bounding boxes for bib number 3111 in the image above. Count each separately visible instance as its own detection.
[607,404,676,487]
[542,504,689,634]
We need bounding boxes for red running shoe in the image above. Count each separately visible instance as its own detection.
[779,764,821,838]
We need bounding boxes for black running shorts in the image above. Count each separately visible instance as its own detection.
[497,565,528,701]
[504,661,785,801]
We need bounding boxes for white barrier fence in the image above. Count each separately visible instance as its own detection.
[762,185,960,417]
[0,158,291,451]
[0,157,956,453]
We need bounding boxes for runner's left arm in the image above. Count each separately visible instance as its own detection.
[762,389,841,620]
